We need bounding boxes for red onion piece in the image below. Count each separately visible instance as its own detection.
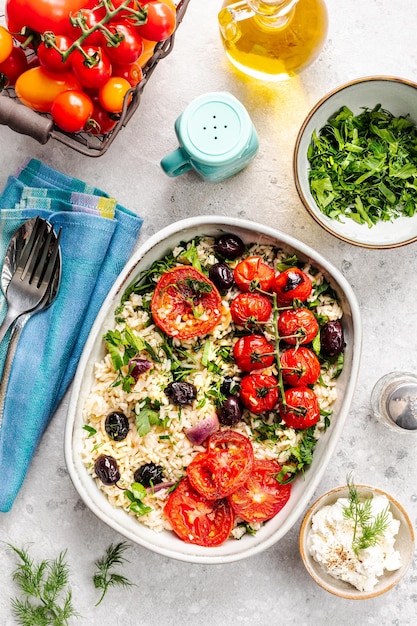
[129,357,152,380]
[184,414,220,445]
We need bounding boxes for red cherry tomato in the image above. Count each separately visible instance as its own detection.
[233,334,275,372]
[164,477,234,547]
[136,1,176,42]
[230,292,272,328]
[150,266,222,340]
[112,60,143,87]
[37,35,74,73]
[187,431,255,499]
[101,21,144,65]
[228,459,292,523]
[5,0,92,35]
[71,46,112,89]
[51,89,93,133]
[234,256,275,292]
[86,96,118,135]
[280,386,320,429]
[99,76,131,113]
[0,45,28,86]
[280,346,321,387]
[239,373,279,415]
[67,7,106,45]
[278,308,319,345]
[273,267,313,305]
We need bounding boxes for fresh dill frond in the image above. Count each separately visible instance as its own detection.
[93,542,134,606]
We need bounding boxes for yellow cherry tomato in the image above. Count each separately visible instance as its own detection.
[15,66,82,113]
[98,76,132,113]
[0,26,13,64]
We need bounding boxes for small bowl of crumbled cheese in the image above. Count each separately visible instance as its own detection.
[299,482,415,599]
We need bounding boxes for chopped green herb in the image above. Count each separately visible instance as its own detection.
[83,424,97,437]
[125,482,153,517]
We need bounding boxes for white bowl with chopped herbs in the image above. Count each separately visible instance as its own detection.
[294,76,417,248]
[299,481,415,599]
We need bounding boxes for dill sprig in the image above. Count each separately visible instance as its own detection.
[343,478,391,556]
[93,542,134,606]
[8,544,78,626]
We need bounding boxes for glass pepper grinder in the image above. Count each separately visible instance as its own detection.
[218,0,328,81]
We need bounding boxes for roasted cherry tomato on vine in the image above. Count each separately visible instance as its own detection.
[187,431,255,499]
[99,76,131,113]
[71,46,112,89]
[101,21,144,65]
[51,89,93,133]
[280,386,320,429]
[239,373,279,414]
[38,35,74,73]
[228,459,292,523]
[280,346,321,387]
[0,45,28,86]
[15,66,81,113]
[0,26,13,64]
[164,477,234,547]
[234,256,275,293]
[230,292,272,328]
[278,308,319,345]
[136,1,177,42]
[233,334,275,372]
[273,267,313,305]
[86,96,118,135]
[150,266,222,340]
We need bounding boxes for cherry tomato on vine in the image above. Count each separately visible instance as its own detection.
[273,267,313,305]
[71,46,112,89]
[15,66,81,113]
[51,89,93,133]
[234,256,275,292]
[150,266,222,340]
[112,60,143,87]
[0,45,28,86]
[136,1,177,42]
[233,334,275,372]
[67,6,106,45]
[278,308,318,345]
[230,292,272,328]
[38,35,74,73]
[0,26,13,64]
[239,373,279,414]
[99,76,131,113]
[280,346,321,387]
[228,459,292,523]
[164,477,234,547]
[187,431,255,499]
[101,21,144,65]
[280,386,320,429]
[85,96,118,135]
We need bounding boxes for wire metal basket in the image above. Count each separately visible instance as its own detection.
[0,0,191,157]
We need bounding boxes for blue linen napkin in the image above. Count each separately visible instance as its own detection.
[0,159,143,512]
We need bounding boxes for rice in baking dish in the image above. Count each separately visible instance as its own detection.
[81,235,344,536]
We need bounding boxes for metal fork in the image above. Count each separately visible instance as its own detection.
[0,217,62,345]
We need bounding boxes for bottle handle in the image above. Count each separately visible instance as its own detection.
[160,147,193,177]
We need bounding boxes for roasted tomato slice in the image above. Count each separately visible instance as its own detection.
[164,477,234,547]
[239,373,279,414]
[273,267,312,305]
[280,346,321,387]
[230,292,272,328]
[278,308,319,345]
[233,334,275,372]
[280,386,320,429]
[150,266,222,339]
[228,459,292,523]
[233,256,275,292]
[187,431,254,499]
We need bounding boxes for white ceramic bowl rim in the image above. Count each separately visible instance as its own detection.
[294,75,417,249]
[64,216,362,564]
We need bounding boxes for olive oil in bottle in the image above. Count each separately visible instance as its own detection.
[218,0,328,81]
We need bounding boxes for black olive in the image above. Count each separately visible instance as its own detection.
[208,262,234,293]
[320,320,345,356]
[220,376,234,395]
[214,233,245,260]
[94,455,120,485]
[134,462,164,487]
[105,411,129,441]
[217,395,243,426]
[164,381,197,406]
[129,358,152,380]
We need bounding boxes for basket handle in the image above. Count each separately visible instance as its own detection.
[0,96,53,145]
